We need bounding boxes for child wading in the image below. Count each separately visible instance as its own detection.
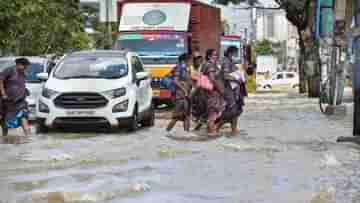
[166,54,192,132]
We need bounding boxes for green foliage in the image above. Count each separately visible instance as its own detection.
[0,0,90,56]
[214,0,311,32]
[274,0,311,31]
[255,40,274,55]
[80,4,116,49]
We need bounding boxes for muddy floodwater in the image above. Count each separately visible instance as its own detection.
[0,93,359,203]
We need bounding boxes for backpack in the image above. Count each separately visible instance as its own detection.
[160,64,188,96]
[160,74,175,95]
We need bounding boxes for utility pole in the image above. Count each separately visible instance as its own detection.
[319,0,337,112]
[247,0,257,45]
[106,0,112,49]
[336,0,360,143]
[100,0,117,49]
[353,0,360,136]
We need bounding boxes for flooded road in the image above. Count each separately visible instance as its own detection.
[0,93,358,203]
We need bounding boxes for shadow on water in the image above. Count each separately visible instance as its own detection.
[43,126,143,140]
[0,135,32,145]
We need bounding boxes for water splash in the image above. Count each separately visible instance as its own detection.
[321,154,341,168]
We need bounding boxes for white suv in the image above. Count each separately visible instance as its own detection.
[35,50,154,132]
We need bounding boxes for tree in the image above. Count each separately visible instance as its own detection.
[80,4,117,49]
[274,0,320,96]
[255,39,274,55]
[214,0,318,95]
[0,0,91,56]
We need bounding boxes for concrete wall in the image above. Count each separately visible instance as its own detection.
[256,55,278,74]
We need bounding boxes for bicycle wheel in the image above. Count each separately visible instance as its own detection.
[319,79,330,114]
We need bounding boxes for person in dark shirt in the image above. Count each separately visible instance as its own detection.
[0,58,31,136]
[217,46,246,135]
[166,54,192,132]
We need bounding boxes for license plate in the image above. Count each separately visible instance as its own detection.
[152,90,160,97]
[66,111,95,116]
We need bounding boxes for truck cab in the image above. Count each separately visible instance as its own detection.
[114,0,221,106]
[115,32,188,104]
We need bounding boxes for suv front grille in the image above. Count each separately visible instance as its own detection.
[54,93,108,109]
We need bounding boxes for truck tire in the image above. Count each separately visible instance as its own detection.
[166,101,175,109]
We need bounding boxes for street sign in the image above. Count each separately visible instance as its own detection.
[99,0,117,22]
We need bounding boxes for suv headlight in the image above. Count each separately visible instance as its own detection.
[38,100,50,113]
[103,88,126,99]
[42,88,59,99]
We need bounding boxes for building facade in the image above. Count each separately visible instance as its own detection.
[256,9,299,72]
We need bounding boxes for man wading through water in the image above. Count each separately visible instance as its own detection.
[166,54,192,132]
[0,58,31,136]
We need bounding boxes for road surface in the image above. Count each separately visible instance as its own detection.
[0,92,358,203]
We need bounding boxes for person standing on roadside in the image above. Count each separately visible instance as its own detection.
[166,54,192,132]
[0,58,31,136]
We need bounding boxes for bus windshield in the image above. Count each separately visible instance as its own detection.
[116,33,187,58]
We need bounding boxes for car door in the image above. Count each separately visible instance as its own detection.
[285,73,297,87]
[272,73,284,87]
[133,56,151,112]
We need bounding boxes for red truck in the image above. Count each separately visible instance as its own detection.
[114,0,222,106]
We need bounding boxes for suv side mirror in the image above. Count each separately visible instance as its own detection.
[135,72,149,86]
[37,72,49,81]
[136,72,148,80]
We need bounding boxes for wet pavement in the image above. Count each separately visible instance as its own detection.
[0,92,358,203]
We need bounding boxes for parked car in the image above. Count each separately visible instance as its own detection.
[257,72,299,90]
[0,57,55,120]
[35,50,154,132]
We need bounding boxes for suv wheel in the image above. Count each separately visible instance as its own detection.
[128,107,138,132]
[142,105,155,127]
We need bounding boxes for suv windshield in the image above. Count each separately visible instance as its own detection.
[116,33,186,57]
[54,57,128,80]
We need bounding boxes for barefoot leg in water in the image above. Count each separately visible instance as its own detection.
[1,119,7,136]
[166,119,178,132]
[230,117,239,136]
[184,117,190,132]
[21,117,31,136]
